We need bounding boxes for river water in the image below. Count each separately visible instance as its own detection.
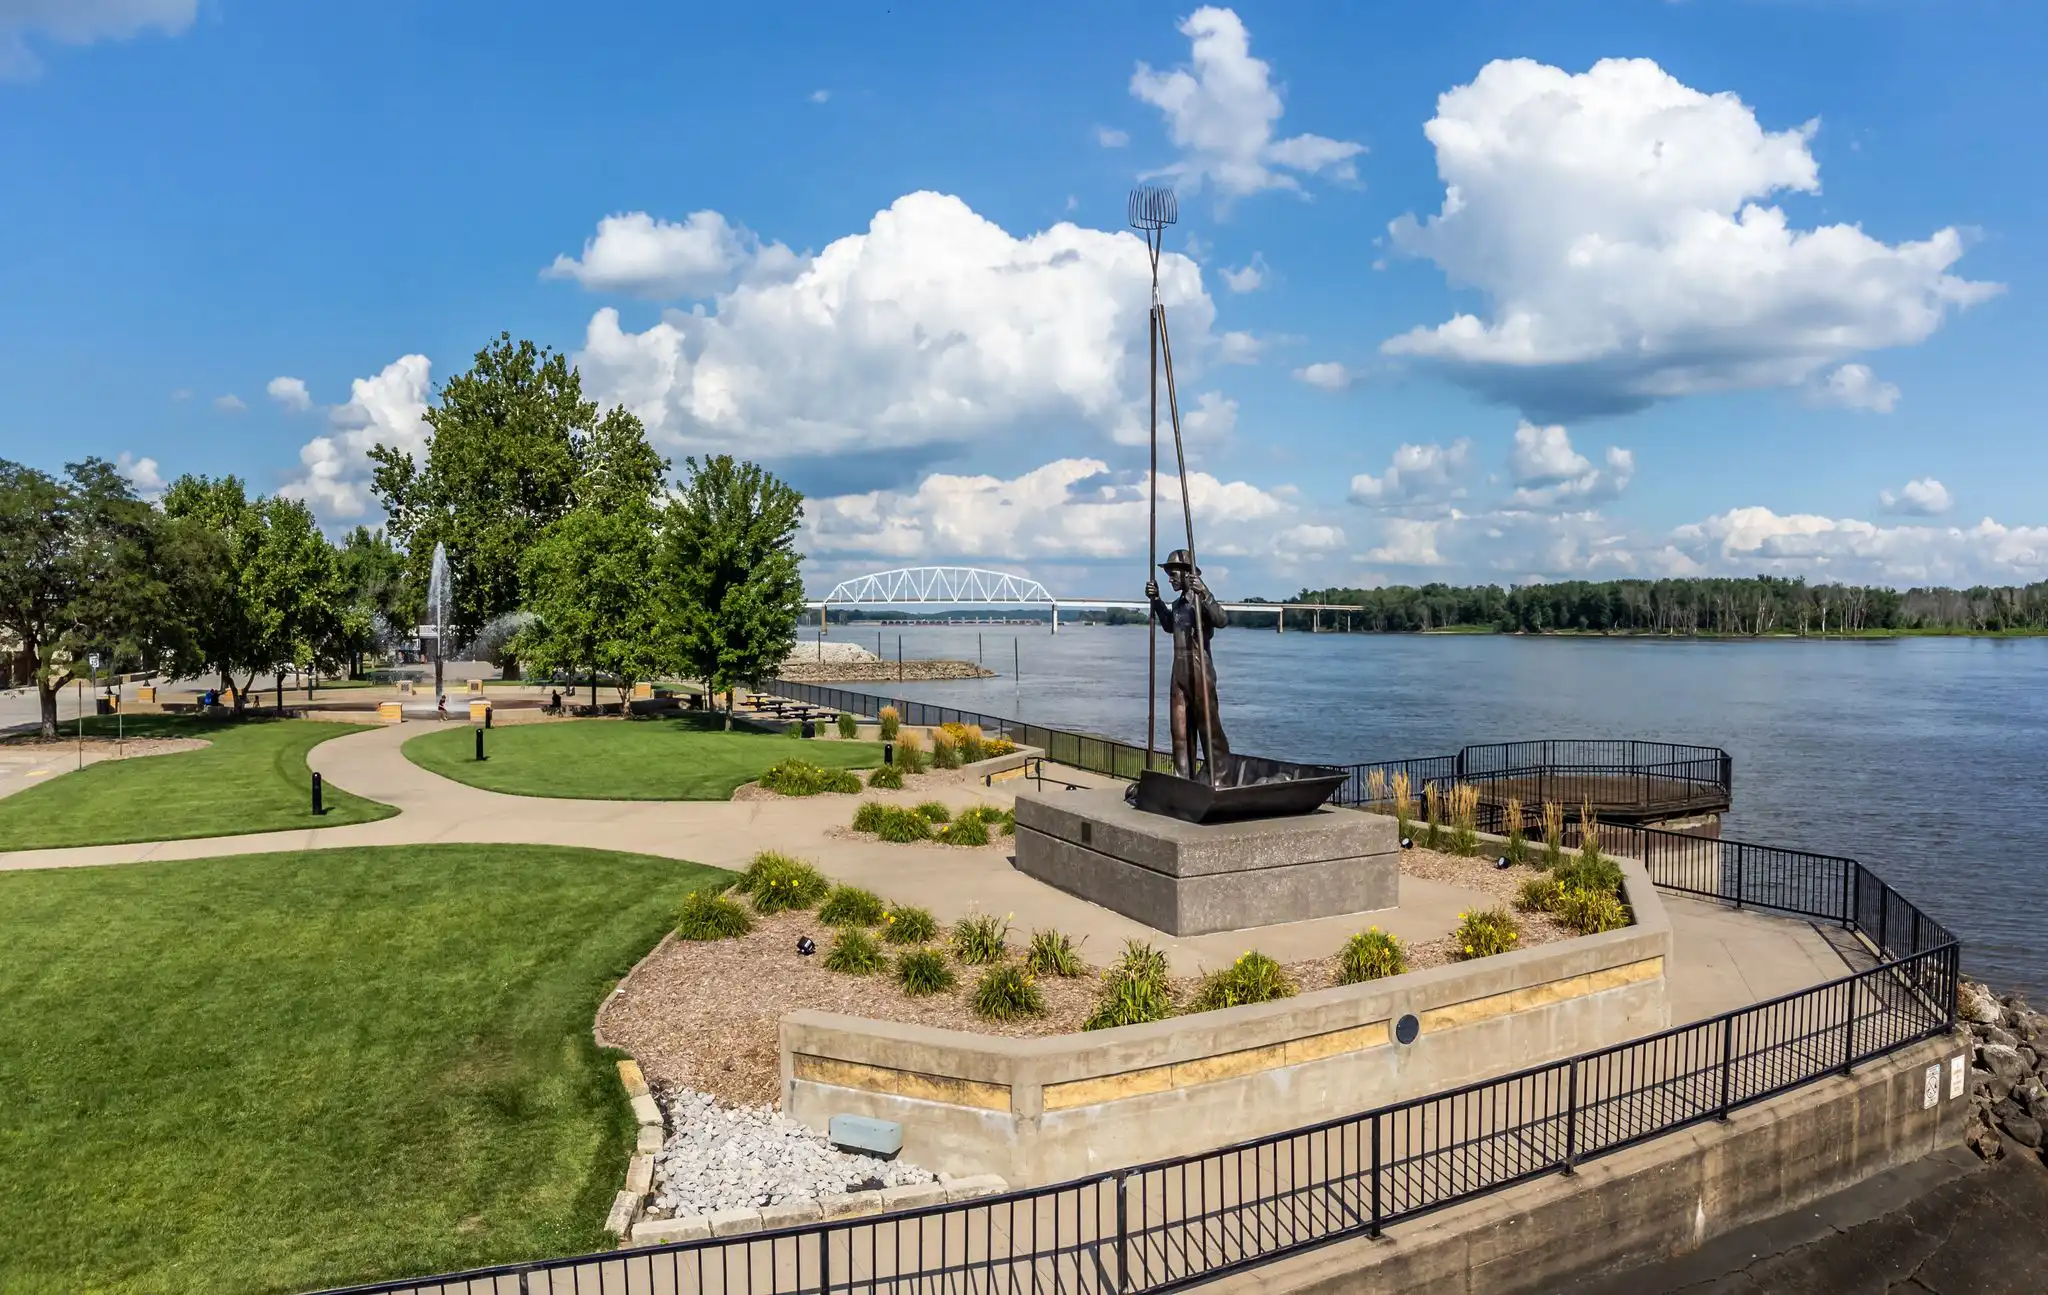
[816,623,2048,1001]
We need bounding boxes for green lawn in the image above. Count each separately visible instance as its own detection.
[0,844,722,1295]
[0,715,394,851]
[404,714,885,800]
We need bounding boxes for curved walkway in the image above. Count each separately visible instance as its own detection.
[0,721,1849,996]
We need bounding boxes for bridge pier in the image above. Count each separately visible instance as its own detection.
[1050,603,1059,635]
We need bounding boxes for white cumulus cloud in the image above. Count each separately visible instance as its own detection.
[1293,361,1351,392]
[0,0,194,79]
[1348,439,1471,510]
[1130,6,1363,198]
[1506,421,1632,509]
[114,451,165,501]
[1096,125,1129,148]
[804,457,1296,567]
[1219,254,1267,293]
[576,191,1218,458]
[545,210,782,300]
[213,393,246,413]
[1669,506,2048,586]
[280,355,432,522]
[1878,477,1952,516]
[267,376,312,413]
[1382,57,2000,420]
[1808,363,1901,413]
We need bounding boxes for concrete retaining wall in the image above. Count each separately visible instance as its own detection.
[1211,1032,1972,1294]
[782,859,1671,1184]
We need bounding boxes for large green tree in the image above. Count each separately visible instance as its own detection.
[0,458,162,738]
[659,456,806,727]
[370,335,664,646]
[332,526,409,677]
[517,503,670,709]
[160,477,344,714]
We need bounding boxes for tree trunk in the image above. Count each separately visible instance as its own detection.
[37,675,58,741]
[724,686,734,731]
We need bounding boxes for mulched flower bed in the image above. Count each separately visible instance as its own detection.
[598,845,1604,1107]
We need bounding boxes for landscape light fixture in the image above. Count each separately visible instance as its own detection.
[1495,856,1512,870]
[1400,837,1413,849]
[796,936,816,957]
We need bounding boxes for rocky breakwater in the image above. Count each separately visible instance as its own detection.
[777,640,994,683]
[1960,980,2048,1165]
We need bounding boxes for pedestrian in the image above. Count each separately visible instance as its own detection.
[436,692,447,722]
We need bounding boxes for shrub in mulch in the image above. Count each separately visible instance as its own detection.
[951,913,1009,965]
[675,889,753,941]
[736,851,829,913]
[823,928,887,975]
[1084,940,1175,1031]
[1337,928,1405,984]
[894,948,956,997]
[1191,951,1297,1012]
[969,965,1043,1021]
[758,758,861,797]
[881,904,939,945]
[818,885,888,928]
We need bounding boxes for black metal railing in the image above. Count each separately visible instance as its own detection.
[305,687,1956,1295]
[768,684,1734,814]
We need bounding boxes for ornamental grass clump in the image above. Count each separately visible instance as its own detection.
[1577,799,1604,867]
[881,904,939,945]
[866,764,904,790]
[1384,770,1417,840]
[940,722,986,763]
[1024,928,1087,978]
[1337,928,1406,984]
[937,814,989,847]
[878,706,900,741]
[758,758,862,797]
[818,884,887,927]
[823,928,887,975]
[1542,800,1566,869]
[982,735,1018,757]
[852,801,933,842]
[836,712,858,739]
[930,729,961,770]
[894,731,928,775]
[1084,941,1175,1030]
[894,947,956,996]
[1422,782,1444,851]
[1515,874,1566,914]
[736,852,829,913]
[1555,885,1631,935]
[970,965,1043,1021]
[1192,951,1297,1011]
[1504,796,1529,866]
[1365,767,1388,814]
[952,912,1009,965]
[1455,908,1521,960]
[1449,783,1481,857]
[913,801,952,824]
[675,888,753,941]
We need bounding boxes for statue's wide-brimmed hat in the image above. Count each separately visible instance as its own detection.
[1160,549,1198,572]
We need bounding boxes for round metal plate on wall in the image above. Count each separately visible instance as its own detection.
[1395,1013,1421,1045]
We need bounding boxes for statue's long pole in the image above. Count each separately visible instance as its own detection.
[1146,238,1159,770]
[1156,304,1220,785]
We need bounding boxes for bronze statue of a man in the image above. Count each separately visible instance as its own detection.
[1146,549,1232,781]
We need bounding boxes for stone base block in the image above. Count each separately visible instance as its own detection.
[1012,786,1397,935]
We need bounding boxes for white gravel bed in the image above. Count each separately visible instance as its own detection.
[647,1088,936,1217]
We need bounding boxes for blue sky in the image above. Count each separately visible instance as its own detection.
[3,1,2044,597]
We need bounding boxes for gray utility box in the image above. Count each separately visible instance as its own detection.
[1011,785,1398,935]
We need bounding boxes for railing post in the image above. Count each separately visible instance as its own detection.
[820,1221,831,1295]
[1877,887,1889,958]
[1562,1060,1579,1176]
[1840,978,1858,1076]
[1717,1014,1734,1120]
[1116,1170,1131,1291]
[1732,844,1744,910]
[1369,1115,1382,1238]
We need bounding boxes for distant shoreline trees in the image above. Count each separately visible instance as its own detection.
[1284,577,2048,636]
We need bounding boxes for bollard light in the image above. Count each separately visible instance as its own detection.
[311,771,324,817]
[475,728,486,762]
[884,742,894,766]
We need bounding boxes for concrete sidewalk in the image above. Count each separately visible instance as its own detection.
[0,719,1852,996]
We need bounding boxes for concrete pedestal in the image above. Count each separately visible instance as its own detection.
[1012,786,1399,935]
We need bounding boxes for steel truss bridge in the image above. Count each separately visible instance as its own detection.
[808,566,1357,634]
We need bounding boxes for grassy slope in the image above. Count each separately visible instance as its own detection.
[0,844,723,1295]
[404,714,885,800]
[0,715,393,851]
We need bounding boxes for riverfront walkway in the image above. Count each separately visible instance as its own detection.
[0,721,1848,1000]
